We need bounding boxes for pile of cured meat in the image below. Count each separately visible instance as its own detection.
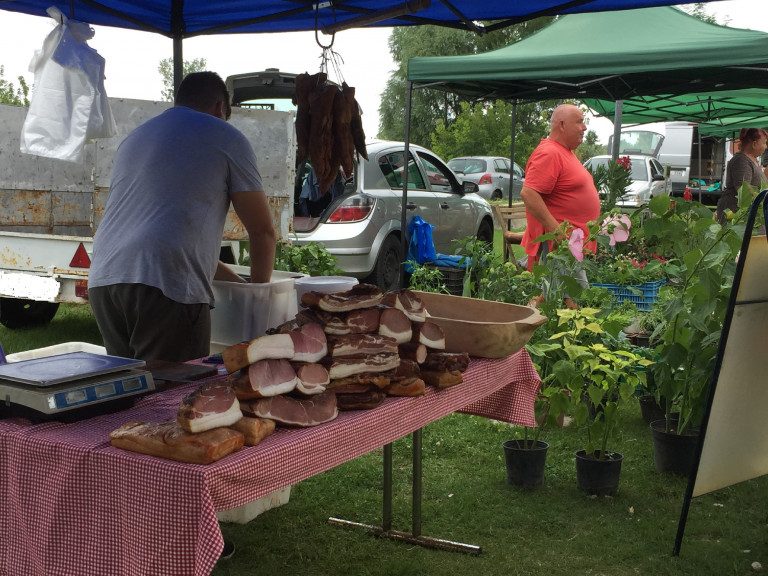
[293,71,367,194]
[109,286,469,465]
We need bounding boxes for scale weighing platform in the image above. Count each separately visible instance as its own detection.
[0,351,155,420]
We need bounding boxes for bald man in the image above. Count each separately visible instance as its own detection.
[512,104,600,307]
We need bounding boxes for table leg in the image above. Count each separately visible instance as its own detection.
[328,428,481,555]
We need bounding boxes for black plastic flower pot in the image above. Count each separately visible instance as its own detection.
[502,439,549,488]
[575,449,623,496]
[650,419,700,476]
[638,394,666,424]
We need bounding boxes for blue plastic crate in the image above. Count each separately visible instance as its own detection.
[592,278,666,311]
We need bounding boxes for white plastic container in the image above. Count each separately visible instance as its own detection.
[6,341,107,362]
[294,275,359,309]
[210,270,306,352]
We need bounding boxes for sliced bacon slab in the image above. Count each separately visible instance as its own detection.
[382,289,427,322]
[326,333,398,358]
[323,352,400,379]
[304,307,381,335]
[324,372,392,390]
[230,359,297,400]
[378,307,412,344]
[336,389,387,410]
[177,381,243,433]
[412,321,446,350]
[293,362,330,395]
[289,322,328,363]
[301,283,383,312]
[247,390,338,427]
[387,377,426,397]
[422,351,470,372]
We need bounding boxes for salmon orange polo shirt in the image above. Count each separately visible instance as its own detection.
[521,138,601,267]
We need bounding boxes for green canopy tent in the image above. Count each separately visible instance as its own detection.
[407,6,768,102]
[404,6,768,207]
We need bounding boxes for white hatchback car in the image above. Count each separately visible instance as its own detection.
[583,154,669,209]
[448,156,524,201]
[292,140,495,292]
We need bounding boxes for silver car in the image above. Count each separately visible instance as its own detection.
[292,140,495,292]
[448,156,524,201]
[583,154,669,209]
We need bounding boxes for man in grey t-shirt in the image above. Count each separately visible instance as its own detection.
[89,71,276,362]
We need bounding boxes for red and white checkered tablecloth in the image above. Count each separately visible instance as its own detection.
[0,350,540,576]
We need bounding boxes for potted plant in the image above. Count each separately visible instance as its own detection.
[529,306,652,495]
[502,384,570,488]
[642,191,753,474]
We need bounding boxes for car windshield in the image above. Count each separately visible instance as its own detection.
[588,157,648,181]
[448,158,486,174]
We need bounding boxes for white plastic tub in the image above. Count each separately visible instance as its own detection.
[210,270,305,352]
[294,275,359,309]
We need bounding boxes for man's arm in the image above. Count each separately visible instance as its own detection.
[231,189,277,284]
[520,184,564,240]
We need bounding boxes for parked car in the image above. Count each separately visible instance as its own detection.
[583,154,669,209]
[292,140,495,292]
[447,156,524,201]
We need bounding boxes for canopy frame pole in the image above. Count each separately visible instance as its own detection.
[508,100,517,209]
[399,81,414,290]
[171,0,185,98]
[610,100,623,161]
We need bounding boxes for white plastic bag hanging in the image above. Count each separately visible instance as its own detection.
[20,6,116,163]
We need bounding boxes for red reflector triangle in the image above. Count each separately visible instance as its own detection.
[70,243,91,268]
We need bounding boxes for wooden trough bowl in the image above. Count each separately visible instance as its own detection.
[413,291,547,358]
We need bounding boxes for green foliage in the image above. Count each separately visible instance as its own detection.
[574,129,606,162]
[586,155,632,212]
[273,241,343,276]
[157,57,208,102]
[0,66,29,106]
[407,263,451,294]
[644,192,755,434]
[378,18,554,148]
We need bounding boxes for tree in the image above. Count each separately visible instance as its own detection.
[378,18,554,148]
[0,66,29,106]
[575,130,606,163]
[158,58,207,102]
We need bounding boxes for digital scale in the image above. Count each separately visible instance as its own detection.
[0,351,155,420]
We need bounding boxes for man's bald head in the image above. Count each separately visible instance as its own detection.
[550,104,587,151]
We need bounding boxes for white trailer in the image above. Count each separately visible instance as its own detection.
[0,98,295,328]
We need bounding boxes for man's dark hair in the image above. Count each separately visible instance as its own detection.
[175,71,231,119]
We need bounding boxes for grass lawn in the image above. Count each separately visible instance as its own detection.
[2,304,766,575]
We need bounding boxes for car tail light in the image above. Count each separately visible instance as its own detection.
[478,174,493,185]
[328,195,375,223]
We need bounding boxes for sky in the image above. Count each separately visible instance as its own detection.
[0,1,766,143]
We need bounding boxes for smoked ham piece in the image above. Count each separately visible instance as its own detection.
[387,378,426,397]
[398,342,427,364]
[336,389,386,411]
[177,381,242,433]
[301,283,383,312]
[378,307,412,344]
[333,83,356,177]
[229,359,297,400]
[421,370,463,389]
[222,333,294,373]
[421,351,470,372]
[382,289,427,322]
[289,322,328,363]
[246,390,338,427]
[309,83,338,194]
[230,416,276,446]
[292,72,323,166]
[293,362,330,395]
[110,421,244,464]
[411,321,446,350]
[325,372,392,390]
[326,333,398,357]
[323,352,400,379]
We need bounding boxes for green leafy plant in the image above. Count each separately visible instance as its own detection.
[643,190,757,434]
[408,262,450,293]
[528,306,652,459]
[587,155,633,213]
[272,241,343,276]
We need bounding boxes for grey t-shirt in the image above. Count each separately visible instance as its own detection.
[89,106,263,306]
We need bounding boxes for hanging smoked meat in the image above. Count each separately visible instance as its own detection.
[308,82,338,194]
[350,94,368,161]
[332,83,356,179]
[293,72,325,166]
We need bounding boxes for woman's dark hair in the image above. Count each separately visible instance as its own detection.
[738,127,768,145]
[175,71,231,119]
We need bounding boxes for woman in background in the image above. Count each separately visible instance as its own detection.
[716,127,768,225]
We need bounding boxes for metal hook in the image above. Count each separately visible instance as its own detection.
[314,1,335,50]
